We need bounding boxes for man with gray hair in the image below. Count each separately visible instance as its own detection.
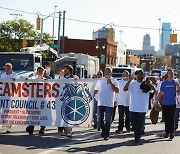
[115,70,131,133]
[0,63,20,133]
[94,67,119,140]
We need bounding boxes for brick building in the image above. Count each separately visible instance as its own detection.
[55,37,117,72]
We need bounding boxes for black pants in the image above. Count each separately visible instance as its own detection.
[130,112,146,139]
[117,105,130,131]
[111,106,117,122]
[27,126,45,132]
[162,104,176,134]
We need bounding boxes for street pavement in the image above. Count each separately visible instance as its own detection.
[1,113,180,154]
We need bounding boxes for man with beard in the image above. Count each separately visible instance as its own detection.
[124,70,155,143]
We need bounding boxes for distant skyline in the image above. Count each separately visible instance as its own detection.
[1,0,180,51]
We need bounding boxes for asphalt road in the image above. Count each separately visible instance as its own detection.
[1,114,180,154]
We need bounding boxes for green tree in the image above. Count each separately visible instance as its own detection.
[0,19,51,52]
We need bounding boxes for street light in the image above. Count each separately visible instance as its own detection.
[10,13,22,39]
[52,5,57,43]
[40,12,57,46]
[10,13,22,21]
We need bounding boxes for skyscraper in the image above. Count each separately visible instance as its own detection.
[161,22,171,50]
[142,34,154,51]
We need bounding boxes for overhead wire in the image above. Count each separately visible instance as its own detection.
[0,6,176,32]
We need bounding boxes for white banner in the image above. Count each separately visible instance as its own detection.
[0,79,94,128]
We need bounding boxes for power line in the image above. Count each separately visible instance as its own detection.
[0,6,177,32]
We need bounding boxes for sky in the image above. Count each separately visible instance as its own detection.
[1,0,180,51]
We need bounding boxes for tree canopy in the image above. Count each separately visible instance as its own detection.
[0,19,52,52]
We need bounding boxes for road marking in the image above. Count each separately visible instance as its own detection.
[37,132,99,154]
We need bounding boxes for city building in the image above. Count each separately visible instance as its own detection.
[92,27,115,40]
[142,34,155,51]
[55,37,117,72]
[116,41,126,66]
[160,22,171,50]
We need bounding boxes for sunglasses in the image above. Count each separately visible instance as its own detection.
[97,73,102,75]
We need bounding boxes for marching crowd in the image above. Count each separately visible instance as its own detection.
[0,63,180,144]
[93,67,180,143]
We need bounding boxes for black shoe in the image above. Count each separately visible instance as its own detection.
[164,133,169,138]
[98,128,101,131]
[134,137,140,143]
[101,132,104,138]
[39,130,44,135]
[115,130,123,134]
[26,127,33,135]
[93,125,97,129]
[130,127,134,132]
[174,126,178,131]
[169,133,174,140]
[5,131,11,134]
[104,136,109,140]
[141,130,145,135]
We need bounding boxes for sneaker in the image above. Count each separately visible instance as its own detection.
[6,125,12,132]
[164,133,169,138]
[66,131,72,137]
[115,130,123,134]
[169,133,174,140]
[0,125,5,131]
[26,127,33,135]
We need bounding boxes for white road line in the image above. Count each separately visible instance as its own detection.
[37,133,99,154]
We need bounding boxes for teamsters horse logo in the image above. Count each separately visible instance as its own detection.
[60,82,92,125]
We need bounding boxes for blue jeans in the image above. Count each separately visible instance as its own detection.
[98,106,113,138]
[118,105,130,131]
[130,112,146,139]
[174,108,180,129]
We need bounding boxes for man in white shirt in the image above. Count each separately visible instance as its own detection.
[0,63,20,133]
[124,70,155,143]
[115,70,130,133]
[26,66,47,135]
[94,67,119,140]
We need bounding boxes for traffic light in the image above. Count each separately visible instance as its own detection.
[36,17,41,30]
[22,38,27,47]
[170,34,177,43]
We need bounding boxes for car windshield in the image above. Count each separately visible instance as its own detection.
[0,54,34,71]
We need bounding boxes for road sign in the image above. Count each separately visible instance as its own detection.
[49,44,58,48]
[100,54,105,64]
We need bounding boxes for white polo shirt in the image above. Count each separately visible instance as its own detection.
[95,77,118,107]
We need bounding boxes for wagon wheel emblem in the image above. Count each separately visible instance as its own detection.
[61,96,90,125]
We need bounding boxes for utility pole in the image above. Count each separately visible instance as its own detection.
[62,11,66,54]
[58,11,62,54]
[52,5,57,43]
